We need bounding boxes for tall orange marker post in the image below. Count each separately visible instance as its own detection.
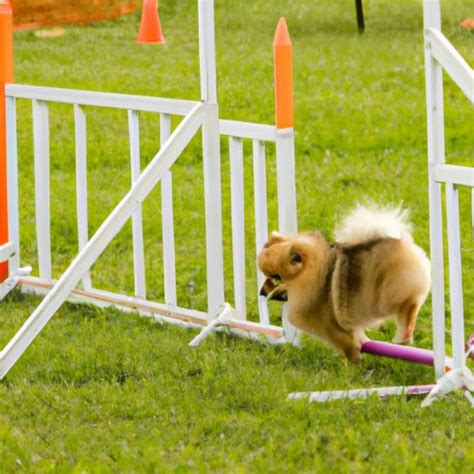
[0,0,13,282]
[273,17,299,345]
[274,17,294,130]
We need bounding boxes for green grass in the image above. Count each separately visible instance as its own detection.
[1,0,473,471]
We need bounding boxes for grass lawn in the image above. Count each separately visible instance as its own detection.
[1,0,473,471]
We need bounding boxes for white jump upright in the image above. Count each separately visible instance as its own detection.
[288,0,474,407]
[198,0,225,320]
[420,0,474,407]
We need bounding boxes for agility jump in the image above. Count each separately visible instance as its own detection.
[0,0,472,407]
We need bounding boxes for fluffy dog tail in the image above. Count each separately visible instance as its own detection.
[334,204,413,245]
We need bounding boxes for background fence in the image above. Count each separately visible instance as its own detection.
[11,0,139,30]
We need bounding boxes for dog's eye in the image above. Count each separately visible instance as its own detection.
[271,274,281,284]
[290,253,302,265]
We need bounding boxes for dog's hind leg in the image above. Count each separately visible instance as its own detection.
[393,303,419,344]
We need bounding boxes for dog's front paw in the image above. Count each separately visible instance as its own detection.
[344,346,362,363]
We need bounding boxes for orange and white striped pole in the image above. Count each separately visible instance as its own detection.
[273,16,296,234]
[0,0,13,282]
[273,17,299,345]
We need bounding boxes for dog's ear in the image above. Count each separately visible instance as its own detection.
[264,231,285,248]
[289,247,303,266]
[271,231,283,240]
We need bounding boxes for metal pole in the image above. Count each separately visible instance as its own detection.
[355,0,365,33]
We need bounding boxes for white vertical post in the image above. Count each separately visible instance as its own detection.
[74,104,91,291]
[445,183,465,369]
[275,129,297,235]
[229,136,246,319]
[423,0,446,379]
[253,139,270,326]
[32,100,51,282]
[198,0,217,103]
[202,104,225,318]
[198,0,224,318]
[276,129,300,344]
[160,113,177,307]
[128,110,146,299]
[6,96,19,274]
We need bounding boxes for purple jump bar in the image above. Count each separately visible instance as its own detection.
[362,340,434,366]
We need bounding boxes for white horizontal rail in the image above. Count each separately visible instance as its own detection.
[6,84,199,116]
[220,119,276,142]
[6,85,282,140]
[0,102,206,380]
[425,28,474,103]
[434,164,474,187]
[18,277,286,343]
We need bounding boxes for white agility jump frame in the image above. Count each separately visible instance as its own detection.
[0,0,472,407]
[0,0,298,379]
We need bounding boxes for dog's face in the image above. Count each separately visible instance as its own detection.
[258,231,324,300]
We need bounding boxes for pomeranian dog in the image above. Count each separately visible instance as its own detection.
[258,205,431,362]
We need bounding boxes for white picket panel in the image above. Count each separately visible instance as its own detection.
[74,104,92,291]
[160,113,177,308]
[128,110,147,299]
[0,102,206,379]
[252,139,270,326]
[32,100,52,282]
[445,183,465,369]
[229,136,246,319]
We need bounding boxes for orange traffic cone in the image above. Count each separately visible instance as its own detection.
[137,0,165,44]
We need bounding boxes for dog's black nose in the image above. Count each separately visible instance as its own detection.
[259,286,268,297]
[271,291,288,302]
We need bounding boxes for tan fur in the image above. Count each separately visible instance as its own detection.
[258,229,431,362]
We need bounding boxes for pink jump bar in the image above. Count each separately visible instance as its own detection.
[362,340,435,366]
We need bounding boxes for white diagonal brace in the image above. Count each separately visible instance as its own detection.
[0,102,206,379]
[425,28,474,103]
